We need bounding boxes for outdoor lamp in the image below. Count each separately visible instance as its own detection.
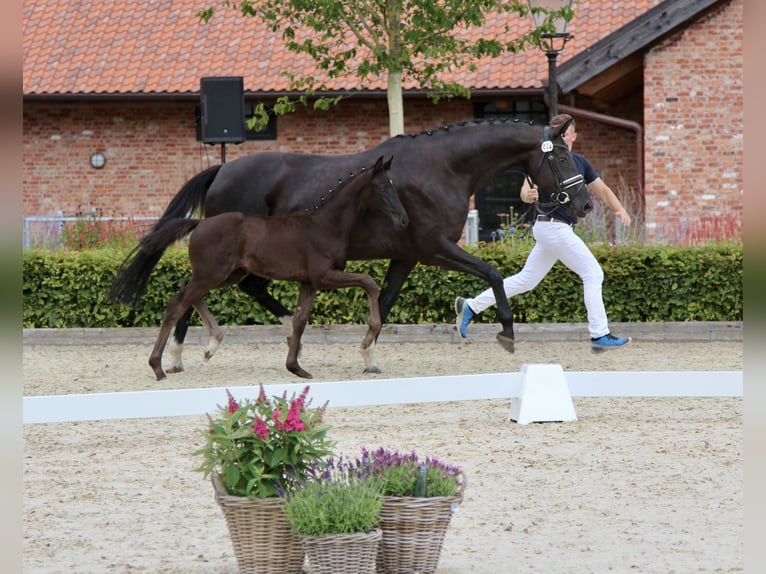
[527,0,574,118]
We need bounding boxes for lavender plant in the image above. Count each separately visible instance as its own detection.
[357,446,464,498]
[280,457,384,536]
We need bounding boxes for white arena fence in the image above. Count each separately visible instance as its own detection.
[23,370,742,424]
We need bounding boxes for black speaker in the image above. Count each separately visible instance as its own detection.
[200,76,246,143]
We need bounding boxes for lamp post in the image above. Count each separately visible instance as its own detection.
[527,0,573,119]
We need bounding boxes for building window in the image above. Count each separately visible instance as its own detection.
[195,103,277,142]
[473,100,548,242]
[244,104,277,141]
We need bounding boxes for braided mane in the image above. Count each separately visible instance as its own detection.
[394,117,543,140]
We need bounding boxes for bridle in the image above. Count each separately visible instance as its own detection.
[528,125,585,211]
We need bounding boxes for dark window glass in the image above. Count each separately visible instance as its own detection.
[195,103,277,142]
[473,100,548,242]
[244,104,277,141]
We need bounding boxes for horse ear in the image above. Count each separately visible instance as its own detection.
[373,155,384,172]
[383,156,393,170]
[553,118,572,139]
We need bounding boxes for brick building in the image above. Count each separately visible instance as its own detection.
[23,0,742,244]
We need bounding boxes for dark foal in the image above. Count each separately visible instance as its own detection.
[144,155,406,380]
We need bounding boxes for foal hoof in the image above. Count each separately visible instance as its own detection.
[363,366,382,375]
[496,333,515,353]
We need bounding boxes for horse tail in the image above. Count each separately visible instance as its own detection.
[108,165,220,309]
[156,164,222,225]
[109,217,201,308]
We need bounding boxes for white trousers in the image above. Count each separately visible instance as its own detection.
[466,220,610,339]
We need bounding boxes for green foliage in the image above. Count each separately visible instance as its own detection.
[282,457,384,536]
[22,242,742,328]
[197,1,567,130]
[194,386,335,499]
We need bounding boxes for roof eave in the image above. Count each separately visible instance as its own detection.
[23,87,545,101]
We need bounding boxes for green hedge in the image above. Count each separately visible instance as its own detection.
[22,243,742,328]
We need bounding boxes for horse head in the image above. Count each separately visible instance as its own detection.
[529,119,592,219]
[366,155,409,230]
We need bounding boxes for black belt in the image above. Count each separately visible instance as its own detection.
[537,215,574,227]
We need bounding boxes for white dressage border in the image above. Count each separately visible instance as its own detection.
[23,369,743,424]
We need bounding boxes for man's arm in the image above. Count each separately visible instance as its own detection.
[588,178,632,226]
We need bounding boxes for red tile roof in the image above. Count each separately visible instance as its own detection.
[23,0,661,96]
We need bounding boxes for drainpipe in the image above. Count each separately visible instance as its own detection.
[557,104,644,202]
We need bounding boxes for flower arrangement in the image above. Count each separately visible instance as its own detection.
[280,456,384,537]
[358,446,464,498]
[195,385,335,498]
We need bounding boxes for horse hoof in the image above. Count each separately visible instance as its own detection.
[496,333,515,353]
[287,365,313,379]
[363,366,382,374]
[167,366,184,374]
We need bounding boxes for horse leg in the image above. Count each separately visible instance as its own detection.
[167,307,194,373]
[150,281,211,380]
[316,270,382,374]
[285,283,315,379]
[193,300,224,362]
[378,259,417,324]
[149,291,196,381]
[428,239,516,353]
[238,274,294,334]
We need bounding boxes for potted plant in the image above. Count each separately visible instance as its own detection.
[195,385,335,574]
[357,446,467,574]
[280,456,384,574]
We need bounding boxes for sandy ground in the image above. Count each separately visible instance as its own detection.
[23,331,743,573]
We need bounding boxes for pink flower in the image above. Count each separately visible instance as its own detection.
[253,417,269,440]
[283,400,306,432]
[256,384,267,405]
[226,389,239,413]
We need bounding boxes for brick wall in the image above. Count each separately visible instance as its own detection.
[22,99,470,218]
[23,0,743,246]
[643,0,743,242]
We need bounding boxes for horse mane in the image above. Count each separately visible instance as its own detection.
[303,160,379,212]
[393,117,542,140]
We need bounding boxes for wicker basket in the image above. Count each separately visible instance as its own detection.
[302,528,381,574]
[212,475,305,574]
[376,473,466,574]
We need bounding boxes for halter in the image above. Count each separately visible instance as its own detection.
[528,125,585,212]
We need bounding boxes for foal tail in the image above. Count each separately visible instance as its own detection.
[109,218,201,308]
[108,165,220,308]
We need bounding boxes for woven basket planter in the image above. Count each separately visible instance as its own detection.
[212,475,305,574]
[301,528,381,574]
[376,474,466,574]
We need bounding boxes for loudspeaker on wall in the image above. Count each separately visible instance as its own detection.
[200,76,246,143]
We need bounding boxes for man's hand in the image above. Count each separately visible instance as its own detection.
[521,185,539,204]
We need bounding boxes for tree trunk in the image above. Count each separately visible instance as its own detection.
[387,70,404,137]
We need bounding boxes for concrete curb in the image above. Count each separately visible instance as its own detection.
[23,321,743,346]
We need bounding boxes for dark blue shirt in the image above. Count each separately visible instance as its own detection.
[539,152,598,224]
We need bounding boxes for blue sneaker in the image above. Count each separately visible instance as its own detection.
[591,333,631,353]
[454,297,475,338]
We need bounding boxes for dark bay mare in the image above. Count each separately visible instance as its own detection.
[119,156,406,379]
[110,117,590,367]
